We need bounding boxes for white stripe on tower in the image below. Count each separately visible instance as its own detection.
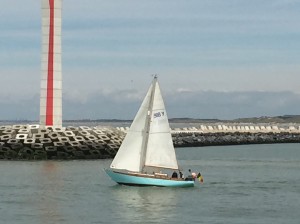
[40,0,62,128]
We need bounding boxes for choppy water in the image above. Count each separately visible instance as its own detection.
[0,143,299,224]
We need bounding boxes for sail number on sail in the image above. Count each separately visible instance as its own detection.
[153,111,165,119]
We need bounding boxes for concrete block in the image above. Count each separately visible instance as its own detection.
[33,150,47,160]
[18,129,31,134]
[92,130,105,135]
[289,126,296,131]
[85,135,98,141]
[38,129,50,135]
[31,143,44,150]
[33,133,45,139]
[250,126,255,131]
[66,126,79,132]
[266,126,272,131]
[244,126,250,131]
[0,135,12,142]
[98,135,110,143]
[106,144,118,155]
[119,127,126,132]
[24,138,36,145]
[83,140,95,146]
[78,131,90,136]
[73,136,85,142]
[39,138,52,146]
[79,145,90,151]
[62,131,75,137]
[54,142,65,147]
[254,126,260,131]
[7,139,20,145]
[0,126,8,131]
[16,134,28,140]
[45,146,57,152]
[58,137,70,143]
[52,127,66,132]
[2,129,16,135]
[63,146,75,153]
[29,126,39,134]
[48,132,61,140]
[89,150,102,158]
[79,126,92,131]
[73,150,85,159]
[45,126,54,132]
[94,139,106,145]
[110,139,122,145]
[91,144,105,151]
[10,143,24,151]
[12,125,25,130]
[68,141,82,147]
[207,126,214,131]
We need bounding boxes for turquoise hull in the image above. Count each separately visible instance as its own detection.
[105,169,194,187]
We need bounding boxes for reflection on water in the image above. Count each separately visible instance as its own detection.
[110,185,178,223]
[37,162,65,224]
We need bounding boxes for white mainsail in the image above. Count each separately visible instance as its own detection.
[110,82,153,172]
[110,76,179,173]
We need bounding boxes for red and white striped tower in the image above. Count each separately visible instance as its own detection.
[40,0,62,128]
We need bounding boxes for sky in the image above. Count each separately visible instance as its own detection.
[0,0,299,120]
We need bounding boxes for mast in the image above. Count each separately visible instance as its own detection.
[140,75,157,172]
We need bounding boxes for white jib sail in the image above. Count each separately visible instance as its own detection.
[144,81,179,170]
[110,82,153,172]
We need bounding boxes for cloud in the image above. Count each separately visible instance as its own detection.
[1,90,299,121]
[1,0,299,121]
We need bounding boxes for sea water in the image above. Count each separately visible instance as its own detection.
[0,143,299,224]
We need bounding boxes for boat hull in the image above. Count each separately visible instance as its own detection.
[105,169,194,187]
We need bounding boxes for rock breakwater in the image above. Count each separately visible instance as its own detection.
[1,123,300,161]
[172,132,300,147]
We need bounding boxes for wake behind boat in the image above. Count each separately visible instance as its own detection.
[105,76,195,187]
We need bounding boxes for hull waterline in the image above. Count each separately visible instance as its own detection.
[105,169,194,187]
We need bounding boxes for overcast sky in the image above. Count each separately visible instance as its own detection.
[0,0,299,120]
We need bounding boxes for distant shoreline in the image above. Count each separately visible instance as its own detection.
[1,114,300,124]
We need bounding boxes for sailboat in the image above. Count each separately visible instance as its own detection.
[105,76,195,187]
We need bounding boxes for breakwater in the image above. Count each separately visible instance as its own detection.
[172,132,300,147]
[0,125,125,160]
[1,123,300,160]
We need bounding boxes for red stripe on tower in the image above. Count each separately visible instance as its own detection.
[46,0,54,126]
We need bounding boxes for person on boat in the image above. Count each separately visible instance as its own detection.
[179,171,184,179]
[171,171,178,178]
[197,172,204,184]
[188,169,196,178]
[185,169,194,181]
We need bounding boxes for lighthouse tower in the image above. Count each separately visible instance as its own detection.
[40,0,62,128]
